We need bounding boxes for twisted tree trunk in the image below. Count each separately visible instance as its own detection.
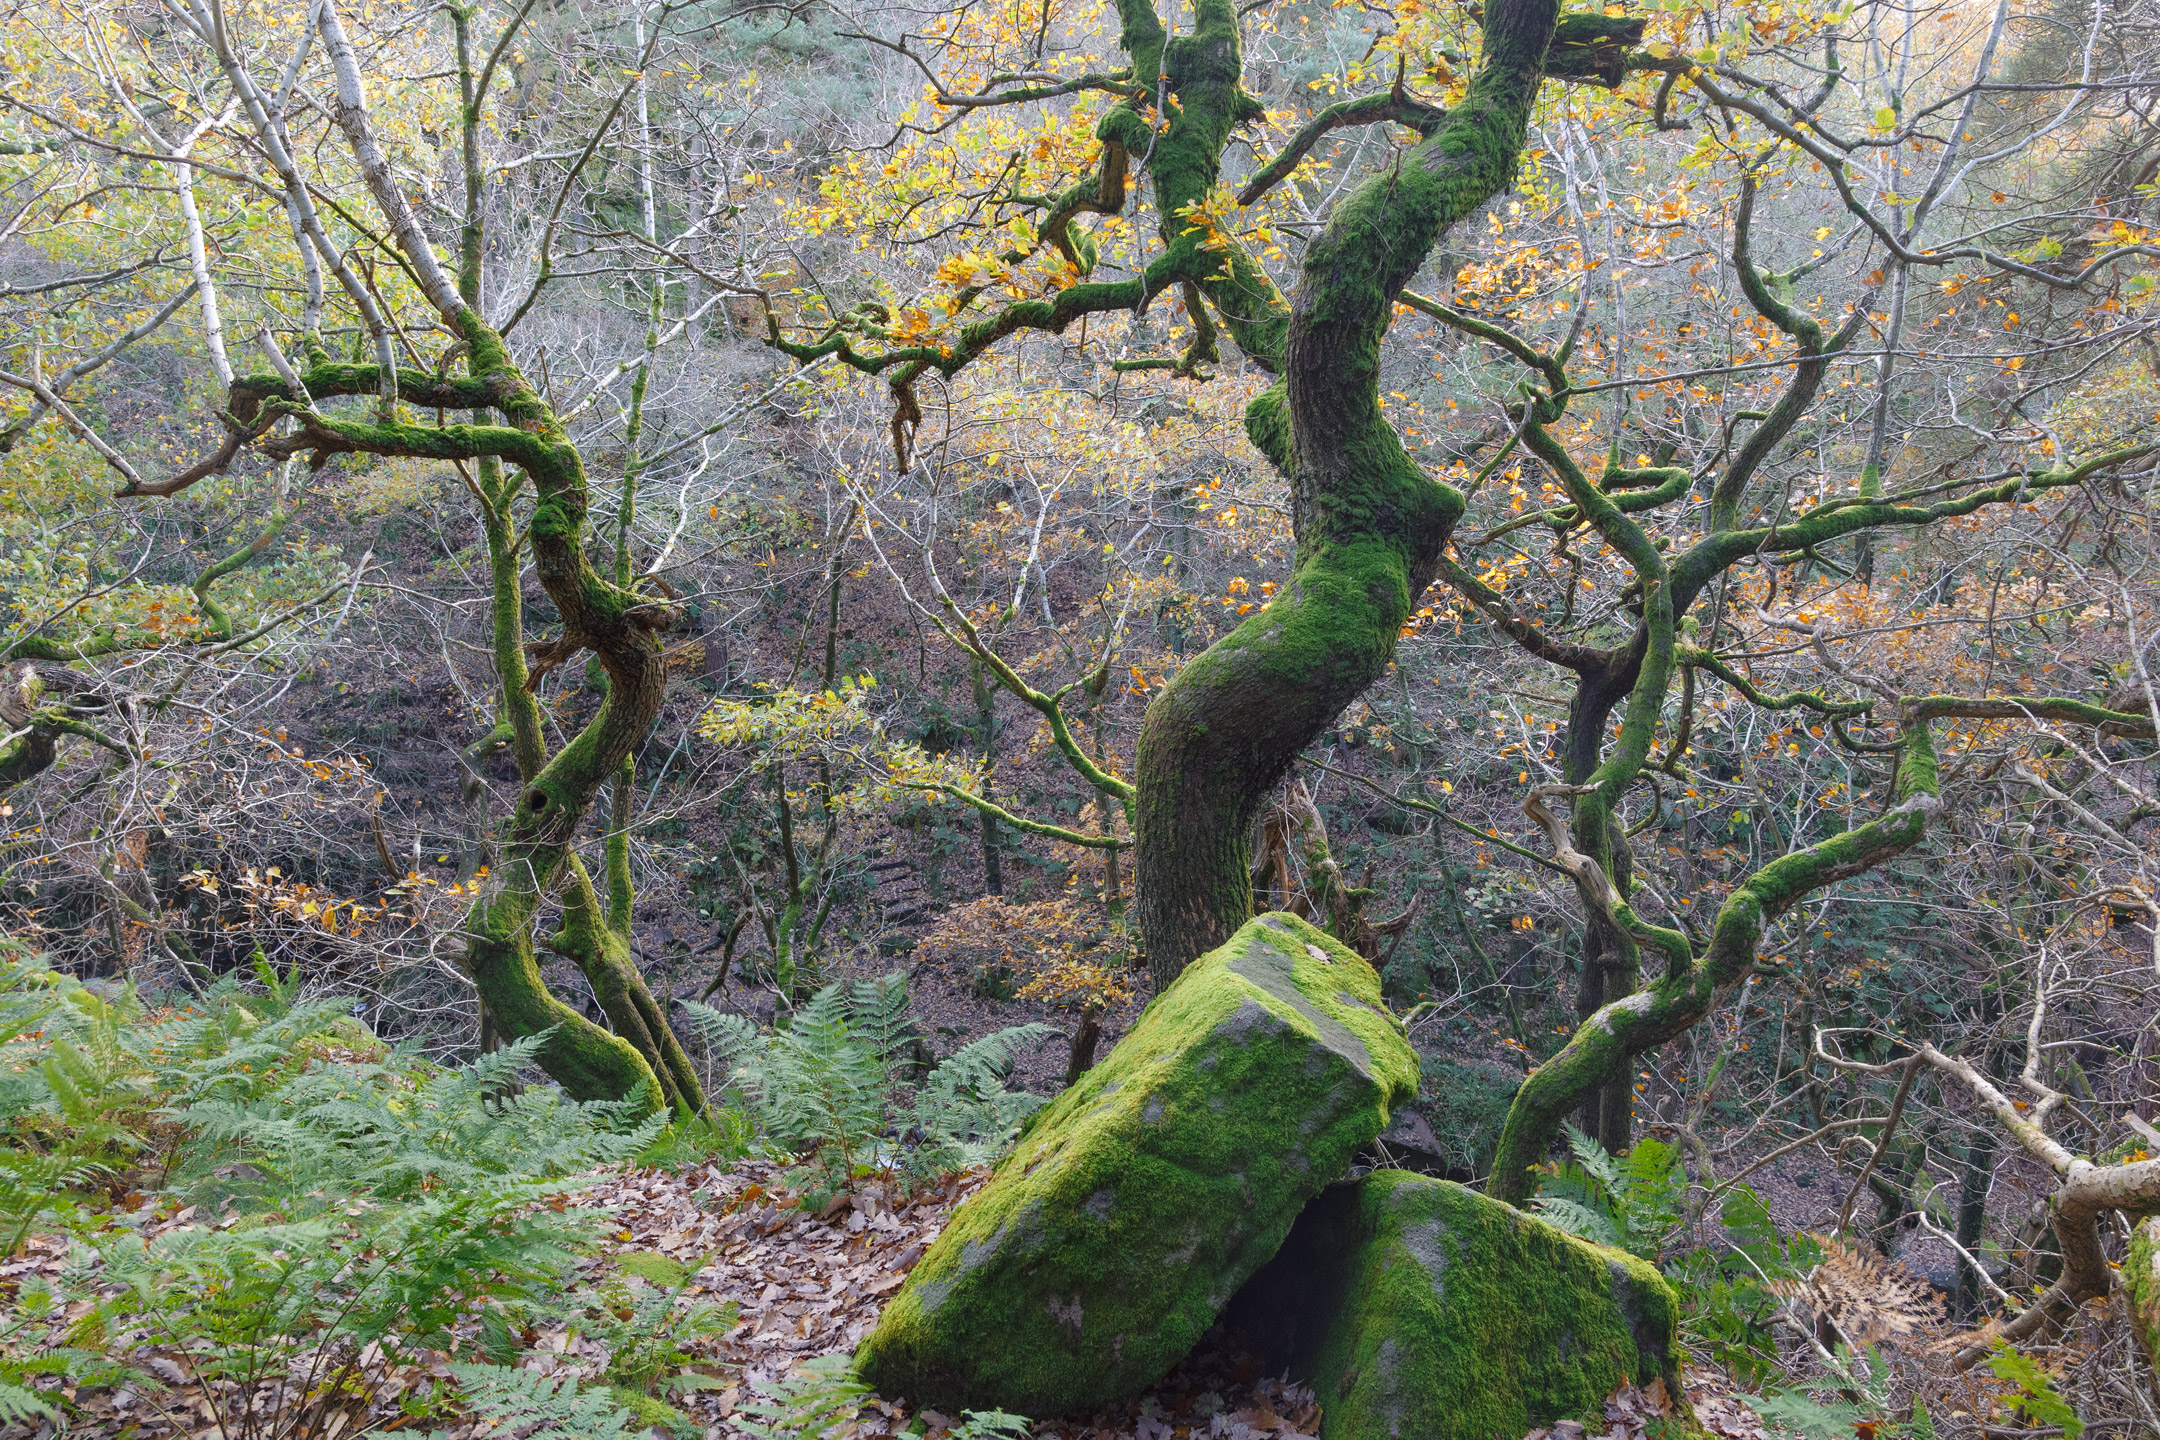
[1134,0,1581,983]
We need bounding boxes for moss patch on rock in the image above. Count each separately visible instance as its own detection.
[856,911,1417,1416]
[1222,1170,1684,1440]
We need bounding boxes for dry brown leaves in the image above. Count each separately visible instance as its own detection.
[1770,1237,1947,1352]
[911,898,1102,995]
[1520,1377,1684,1440]
[1680,1367,1773,1440]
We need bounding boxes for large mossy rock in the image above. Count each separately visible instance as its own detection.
[1222,1170,1684,1440]
[857,912,1418,1416]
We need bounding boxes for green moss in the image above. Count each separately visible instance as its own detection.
[609,1387,693,1436]
[1225,1172,1684,1440]
[2130,1217,2160,1371]
[856,912,1417,1416]
[1244,382,1292,473]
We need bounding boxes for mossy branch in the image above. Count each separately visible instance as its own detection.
[1437,555,1602,670]
[1904,694,2155,734]
[933,596,1136,813]
[1397,291,1568,394]
[1680,645,1874,719]
[896,779,1124,849]
[1706,172,1871,531]
[1237,86,1448,206]
[1675,446,2159,599]
[1686,640,2152,737]
[1488,723,1944,1205]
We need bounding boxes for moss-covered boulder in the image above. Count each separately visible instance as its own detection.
[1222,1170,1684,1440]
[857,912,1418,1416]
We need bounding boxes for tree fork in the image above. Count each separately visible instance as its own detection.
[305,0,699,1115]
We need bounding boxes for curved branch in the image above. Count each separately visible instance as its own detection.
[1489,723,1944,1204]
[1237,86,1446,206]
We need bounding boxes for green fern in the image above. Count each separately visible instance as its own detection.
[1528,1194,1623,1249]
[734,1355,1029,1440]
[735,1354,875,1440]
[578,1250,739,1397]
[0,1379,54,1426]
[1531,1123,1685,1262]
[948,1409,1035,1440]
[175,1028,666,1205]
[1987,1342,2084,1439]
[1750,1386,1876,1440]
[1751,1345,1949,1440]
[681,976,1053,1200]
[439,1362,644,1440]
[1662,1181,1823,1387]
[908,1023,1059,1174]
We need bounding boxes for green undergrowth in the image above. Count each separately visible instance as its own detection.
[1532,1125,2073,1432]
[1533,1123,1824,1387]
[0,946,1067,1436]
[0,942,748,1436]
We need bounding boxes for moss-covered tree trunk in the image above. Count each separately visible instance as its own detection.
[1552,659,1641,1152]
[2130,1216,2160,1373]
[235,3,710,1118]
[1134,0,1584,983]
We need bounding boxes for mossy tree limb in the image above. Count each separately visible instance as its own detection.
[1488,723,1946,1205]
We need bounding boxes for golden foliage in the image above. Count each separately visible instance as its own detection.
[913,895,1131,1009]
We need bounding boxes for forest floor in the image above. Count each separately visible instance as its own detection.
[2,1153,1778,1440]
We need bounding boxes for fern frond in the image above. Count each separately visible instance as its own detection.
[735,1355,873,1440]
[676,1001,762,1067]
[1532,1195,1625,1249]
[1750,1387,1872,1440]
[0,1380,55,1425]
[845,974,915,1067]
[445,1361,642,1440]
[1772,1236,1945,1349]
[1563,1122,1624,1195]
[928,1024,1058,1101]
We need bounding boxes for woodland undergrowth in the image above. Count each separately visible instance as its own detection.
[0,938,1070,1439]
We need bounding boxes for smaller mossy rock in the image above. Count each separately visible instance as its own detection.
[856,912,1418,1417]
[1222,1170,1684,1440]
